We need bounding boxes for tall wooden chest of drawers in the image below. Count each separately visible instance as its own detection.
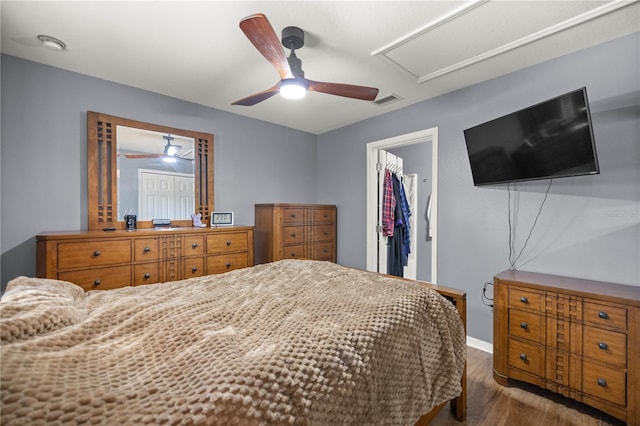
[254,204,336,264]
[493,270,640,425]
[36,226,254,291]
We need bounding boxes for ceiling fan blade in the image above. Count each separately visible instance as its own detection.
[124,153,165,159]
[232,81,281,106]
[305,78,379,101]
[239,13,294,80]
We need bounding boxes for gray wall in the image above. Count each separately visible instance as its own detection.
[317,33,640,343]
[1,54,317,289]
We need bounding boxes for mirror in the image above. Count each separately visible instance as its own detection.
[87,112,214,230]
[116,126,195,221]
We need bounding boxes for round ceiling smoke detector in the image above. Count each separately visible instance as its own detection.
[37,35,66,51]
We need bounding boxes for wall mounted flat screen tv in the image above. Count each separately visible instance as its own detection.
[463,87,599,186]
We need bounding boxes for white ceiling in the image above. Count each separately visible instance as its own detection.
[2,1,638,135]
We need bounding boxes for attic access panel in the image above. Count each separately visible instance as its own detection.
[380,1,611,81]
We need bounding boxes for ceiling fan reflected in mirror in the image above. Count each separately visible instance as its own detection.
[232,13,379,106]
[124,134,192,162]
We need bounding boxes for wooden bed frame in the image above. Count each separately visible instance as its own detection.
[410,279,467,424]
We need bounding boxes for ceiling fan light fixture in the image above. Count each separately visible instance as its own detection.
[232,14,378,106]
[280,79,307,100]
[166,145,180,156]
[163,156,177,163]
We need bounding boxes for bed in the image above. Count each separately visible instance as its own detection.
[1,259,466,425]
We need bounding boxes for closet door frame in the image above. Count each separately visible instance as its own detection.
[365,127,438,283]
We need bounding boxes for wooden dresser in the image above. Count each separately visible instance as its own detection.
[493,270,640,425]
[37,226,254,291]
[254,204,336,264]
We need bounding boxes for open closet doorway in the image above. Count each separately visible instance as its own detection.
[366,128,438,283]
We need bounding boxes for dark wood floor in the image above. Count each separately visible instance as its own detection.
[431,346,625,426]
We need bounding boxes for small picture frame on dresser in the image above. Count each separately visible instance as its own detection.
[211,211,234,227]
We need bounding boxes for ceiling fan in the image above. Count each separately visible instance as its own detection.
[232,13,379,106]
[124,135,190,162]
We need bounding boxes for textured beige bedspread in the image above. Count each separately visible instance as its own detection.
[1,260,465,425]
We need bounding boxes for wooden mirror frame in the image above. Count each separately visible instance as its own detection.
[87,111,214,231]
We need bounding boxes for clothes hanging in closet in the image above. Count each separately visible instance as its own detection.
[385,170,411,277]
[382,169,396,237]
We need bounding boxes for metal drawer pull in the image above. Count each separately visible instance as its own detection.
[598,342,608,350]
[191,243,198,248]
[598,311,609,319]
[291,253,296,257]
[143,247,151,253]
[598,378,607,387]
[93,250,101,257]
[519,353,528,361]
[192,267,197,272]
[520,322,528,330]
[226,240,231,246]
[290,213,296,218]
[144,273,150,279]
[324,249,328,253]
[93,280,101,287]
[291,233,296,237]
[226,262,231,268]
[520,296,528,304]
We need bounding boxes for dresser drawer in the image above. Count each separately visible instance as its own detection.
[183,257,205,278]
[207,253,249,274]
[283,244,305,260]
[207,232,248,253]
[283,208,305,224]
[509,309,543,344]
[583,326,626,366]
[134,263,159,286]
[314,224,335,242]
[59,265,131,291]
[583,359,626,407]
[58,240,131,269]
[134,238,159,262]
[508,338,544,377]
[183,235,205,256]
[314,208,335,223]
[283,226,305,245]
[314,242,335,261]
[583,301,627,330]
[508,287,544,312]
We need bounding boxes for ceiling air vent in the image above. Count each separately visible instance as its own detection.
[373,93,402,106]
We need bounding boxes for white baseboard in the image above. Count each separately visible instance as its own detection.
[466,336,493,354]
